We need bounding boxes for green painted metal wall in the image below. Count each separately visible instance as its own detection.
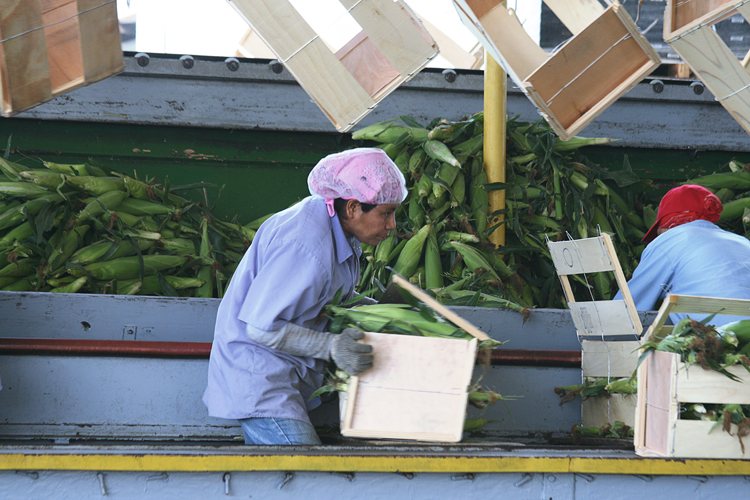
[2,117,749,222]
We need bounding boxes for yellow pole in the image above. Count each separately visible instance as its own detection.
[483,50,506,249]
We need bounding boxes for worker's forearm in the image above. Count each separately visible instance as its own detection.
[245,322,333,360]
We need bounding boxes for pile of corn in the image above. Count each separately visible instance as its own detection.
[0,157,263,297]
[351,114,651,309]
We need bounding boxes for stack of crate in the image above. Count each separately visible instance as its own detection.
[0,0,124,117]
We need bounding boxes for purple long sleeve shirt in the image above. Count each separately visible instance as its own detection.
[202,196,360,422]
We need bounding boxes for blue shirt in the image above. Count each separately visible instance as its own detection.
[202,196,361,422]
[615,220,750,327]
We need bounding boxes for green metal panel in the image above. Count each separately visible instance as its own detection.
[0,118,358,223]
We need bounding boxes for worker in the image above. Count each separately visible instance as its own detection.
[202,147,407,445]
[617,184,750,327]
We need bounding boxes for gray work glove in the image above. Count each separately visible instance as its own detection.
[245,323,373,376]
[330,328,373,376]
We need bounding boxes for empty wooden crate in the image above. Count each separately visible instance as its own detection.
[664,0,750,137]
[0,0,124,116]
[547,233,642,427]
[227,0,438,132]
[635,294,750,458]
[341,332,478,442]
[452,0,660,140]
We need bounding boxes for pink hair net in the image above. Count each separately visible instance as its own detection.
[308,148,408,216]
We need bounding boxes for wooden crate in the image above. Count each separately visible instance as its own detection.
[664,1,750,137]
[635,294,750,458]
[227,0,438,132]
[452,0,660,140]
[340,332,478,442]
[547,233,642,427]
[0,0,124,117]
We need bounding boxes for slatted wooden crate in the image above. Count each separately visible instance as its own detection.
[547,233,642,427]
[635,294,750,458]
[340,275,488,442]
[664,0,750,137]
[0,0,124,117]
[452,0,660,140]
[228,0,438,132]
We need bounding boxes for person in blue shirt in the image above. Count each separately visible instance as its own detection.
[617,184,750,327]
[202,148,407,445]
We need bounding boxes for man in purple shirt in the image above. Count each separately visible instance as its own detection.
[203,148,407,445]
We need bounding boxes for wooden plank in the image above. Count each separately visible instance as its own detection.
[668,294,750,317]
[410,10,481,69]
[548,236,613,275]
[581,340,640,377]
[582,394,637,427]
[335,31,399,97]
[76,0,124,83]
[675,361,750,404]
[0,0,51,115]
[668,0,739,36]
[42,0,83,93]
[453,0,545,83]
[601,231,641,331]
[237,28,276,59]
[342,0,436,77]
[542,0,604,36]
[391,274,490,340]
[640,350,675,457]
[672,420,750,459]
[341,332,476,442]
[569,300,641,338]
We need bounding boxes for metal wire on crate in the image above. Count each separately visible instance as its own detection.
[0,0,117,44]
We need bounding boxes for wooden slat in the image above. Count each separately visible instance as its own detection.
[548,236,614,275]
[582,394,637,428]
[543,0,604,36]
[668,0,739,36]
[411,10,481,69]
[335,31,399,97]
[453,0,545,83]
[42,0,83,93]
[237,28,276,59]
[668,294,750,317]
[342,0,436,76]
[675,361,750,404]
[569,300,641,338]
[77,0,123,83]
[581,340,640,377]
[672,420,750,459]
[391,274,490,340]
[0,0,51,114]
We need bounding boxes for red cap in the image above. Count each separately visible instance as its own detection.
[642,184,723,244]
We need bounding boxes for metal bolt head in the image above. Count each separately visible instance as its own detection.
[442,68,457,83]
[650,79,664,93]
[180,55,195,70]
[135,52,150,67]
[690,81,705,95]
[269,60,284,74]
[225,57,240,72]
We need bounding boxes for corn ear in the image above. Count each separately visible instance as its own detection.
[71,255,188,280]
[424,226,443,289]
[449,241,500,281]
[391,223,432,279]
[423,140,460,168]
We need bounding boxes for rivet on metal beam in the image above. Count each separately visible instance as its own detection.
[576,473,595,483]
[690,81,705,95]
[97,473,107,496]
[451,473,475,481]
[270,60,284,74]
[180,55,195,70]
[442,68,457,83]
[650,79,664,93]
[225,57,240,72]
[223,472,231,495]
[135,53,150,67]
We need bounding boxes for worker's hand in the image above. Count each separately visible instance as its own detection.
[330,328,373,376]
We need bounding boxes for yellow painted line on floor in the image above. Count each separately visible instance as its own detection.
[1,453,749,475]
